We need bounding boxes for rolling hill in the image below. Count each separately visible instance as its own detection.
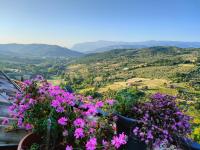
[0,43,83,58]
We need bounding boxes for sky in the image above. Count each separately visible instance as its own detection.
[0,0,199,47]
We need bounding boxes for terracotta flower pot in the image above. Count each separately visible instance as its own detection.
[17,133,41,150]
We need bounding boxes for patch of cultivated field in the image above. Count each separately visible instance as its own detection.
[98,77,178,95]
[79,87,95,94]
[127,78,169,87]
[98,81,127,93]
[133,64,196,79]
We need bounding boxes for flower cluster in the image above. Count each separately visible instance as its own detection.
[131,93,191,148]
[111,132,127,148]
[9,76,127,150]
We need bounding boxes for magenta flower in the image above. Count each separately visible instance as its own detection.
[133,127,139,135]
[63,130,68,136]
[51,99,60,108]
[58,117,68,126]
[73,118,85,128]
[86,137,97,150]
[106,99,116,105]
[1,117,9,125]
[111,132,127,148]
[147,131,153,139]
[74,128,85,139]
[102,139,109,148]
[17,118,23,127]
[95,101,104,108]
[24,80,31,85]
[89,128,95,134]
[66,145,73,150]
[85,106,97,116]
[56,106,65,113]
[29,98,36,105]
[25,123,33,130]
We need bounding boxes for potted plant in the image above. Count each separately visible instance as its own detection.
[114,91,193,150]
[9,76,128,150]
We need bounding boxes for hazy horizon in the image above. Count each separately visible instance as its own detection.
[0,0,199,47]
[1,39,200,49]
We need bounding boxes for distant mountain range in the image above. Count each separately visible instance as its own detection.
[0,43,82,58]
[72,40,200,53]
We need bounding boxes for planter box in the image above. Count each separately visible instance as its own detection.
[116,114,147,150]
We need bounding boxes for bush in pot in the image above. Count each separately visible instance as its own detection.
[114,92,192,149]
[9,76,128,150]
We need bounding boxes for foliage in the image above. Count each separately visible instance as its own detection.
[191,120,200,143]
[114,88,145,116]
[29,143,40,150]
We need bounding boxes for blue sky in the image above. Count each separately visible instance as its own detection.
[0,0,199,47]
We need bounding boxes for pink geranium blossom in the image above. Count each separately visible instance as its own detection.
[58,117,68,126]
[63,130,68,136]
[106,99,116,106]
[51,99,60,108]
[95,101,104,108]
[73,118,85,128]
[74,128,84,139]
[25,123,33,130]
[111,132,127,148]
[86,137,97,150]
[102,139,109,148]
[66,145,73,150]
[1,117,9,125]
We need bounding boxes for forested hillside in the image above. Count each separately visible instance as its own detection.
[65,46,200,92]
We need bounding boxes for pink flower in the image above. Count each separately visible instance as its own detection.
[73,118,85,128]
[25,123,33,130]
[106,99,116,105]
[51,99,60,108]
[63,130,68,136]
[95,101,104,108]
[1,117,9,125]
[89,128,95,134]
[56,106,65,113]
[85,106,97,116]
[86,137,97,150]
[111,132,127,148]
[89,121,97,127]
[87,96,93,99]
[28,98,36,105]
[24,80,32,85]
[66,145,73,150]
[102,139,109,148]
[74,128,84,139]
[17,118,23,127]
[58,117,68,126]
